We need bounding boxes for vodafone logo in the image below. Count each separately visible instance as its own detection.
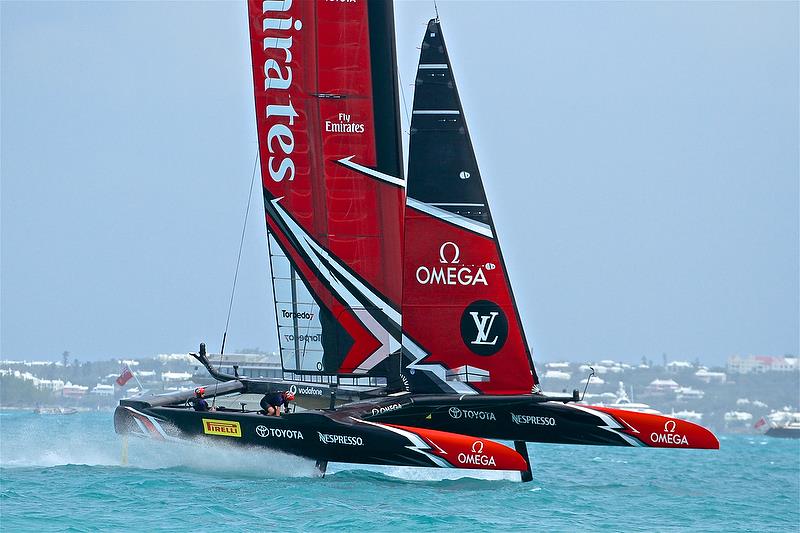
[415,242,493,286]
[289,384,323,397]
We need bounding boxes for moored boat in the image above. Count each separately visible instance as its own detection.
[756,410,800,439]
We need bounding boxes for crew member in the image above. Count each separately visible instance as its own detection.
[191,387,211,412]
[260,390,295,416]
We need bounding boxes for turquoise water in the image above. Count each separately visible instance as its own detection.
[1,411,798,532]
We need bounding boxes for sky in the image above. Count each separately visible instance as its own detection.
[1,1,797,365]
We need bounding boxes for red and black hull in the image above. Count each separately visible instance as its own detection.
[115,388,718,479]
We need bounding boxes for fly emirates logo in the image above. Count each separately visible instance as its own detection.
[261,0,303,182]
[415,242,494,287]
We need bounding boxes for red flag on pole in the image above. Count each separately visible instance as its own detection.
[754,416,767,430]
[116,366,134,387]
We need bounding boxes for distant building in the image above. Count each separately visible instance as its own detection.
[162,371,193,382]
[588,375,605,385]
[647,378,680,392]
[37,379,65,391]
[62,383,88,398]
[666,361,694,372]
[724,411,753,422]
[543,370,571,380]
[675,386,704,401]
[672,410,703,422]
[91,384,115,396]
[727,355,798,374]
[694,368,727,384]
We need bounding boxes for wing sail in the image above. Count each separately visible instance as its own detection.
[402,19,540,395]
[248,0,404,383]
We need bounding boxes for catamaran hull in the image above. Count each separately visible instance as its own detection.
[114,402,530,474]
[115,392,717,477]
[361,396,720,449]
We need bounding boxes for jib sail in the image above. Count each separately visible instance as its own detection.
[248,0,405,384]
[402,19,540,394]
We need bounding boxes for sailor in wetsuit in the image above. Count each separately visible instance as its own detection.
[260,390,295,416]
[191,387,211,411]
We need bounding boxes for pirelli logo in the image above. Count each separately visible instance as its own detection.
[202,418,242,437]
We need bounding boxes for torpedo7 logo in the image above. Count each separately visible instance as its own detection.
[460,300,508,356]
[415,242,494,286]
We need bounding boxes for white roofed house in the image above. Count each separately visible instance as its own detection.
[666,361,694,373]
[62,382,89,399]
[675,386,705,401]
[671,410,703,422]
[91,384,115,396]
[587,375,605,386]
[724,411,754,432]
[694,367,727,384]
[36,379,65,392]
[727,355,798,374]
[646,378,679,392]
[543,370,571,381]
[161,371,192,382]
[160,371,194,392]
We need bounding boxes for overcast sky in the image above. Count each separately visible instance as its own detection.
[2,1,797,366]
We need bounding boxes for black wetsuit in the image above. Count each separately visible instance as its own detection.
[191,397,210,411]
[260,392,288,413]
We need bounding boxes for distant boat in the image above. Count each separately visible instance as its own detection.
[756,411,800,439]
[33,407,77,415]
[593,382,662,415]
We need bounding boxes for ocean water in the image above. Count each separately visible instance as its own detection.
[0,411,798,532]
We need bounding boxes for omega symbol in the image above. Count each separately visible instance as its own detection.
[439,242,461,264]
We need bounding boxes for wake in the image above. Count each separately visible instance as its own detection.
[0,412,520,482]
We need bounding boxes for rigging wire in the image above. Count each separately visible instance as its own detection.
[212,150,260,407]
[398,70,411,135]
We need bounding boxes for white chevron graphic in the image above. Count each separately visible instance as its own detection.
[269,197,399,372]
[337,156,406,188]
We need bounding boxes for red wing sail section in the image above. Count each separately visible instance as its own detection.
[401,19,539,395]
[249,0,405,380]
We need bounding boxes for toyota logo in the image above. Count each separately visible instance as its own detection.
[471,440,484,454]
[448,407,462,419]
[255,425,269,438]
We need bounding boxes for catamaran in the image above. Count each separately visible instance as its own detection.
[114,0,719,481]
